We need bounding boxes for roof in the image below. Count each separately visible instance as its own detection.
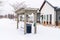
[39,0,57,11]
[15,7,39,12]
[15,7,39,14]
[54,7,60,11]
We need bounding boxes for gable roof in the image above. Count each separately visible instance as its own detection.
[39,0,55,11]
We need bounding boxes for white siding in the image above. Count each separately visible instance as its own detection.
[40,2,55,25]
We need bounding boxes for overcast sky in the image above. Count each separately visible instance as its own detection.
[1,0,60,8]
[0,0,60,15]
[0,0,44,8]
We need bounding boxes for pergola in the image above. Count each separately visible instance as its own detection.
[15,8,39,34]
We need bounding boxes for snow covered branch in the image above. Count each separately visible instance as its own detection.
[11,1,27,11]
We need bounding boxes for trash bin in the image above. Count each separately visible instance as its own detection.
[26,24,32,33]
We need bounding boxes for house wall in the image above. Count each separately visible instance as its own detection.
[40,2,56,25]
[56,11,60,25]
[37,13,40,23]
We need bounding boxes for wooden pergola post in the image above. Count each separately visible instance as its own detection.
[20,15,22,21]
[34,13,37,34]
[17,14,19,29]
[24,13,27,34]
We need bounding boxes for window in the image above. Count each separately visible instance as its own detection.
[44,15,45,19]
[50,14,52,24]
[59,16,60,20]
[42,15,43,23]
[47,15,48,24]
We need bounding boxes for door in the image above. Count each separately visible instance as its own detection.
[26,24,32,33]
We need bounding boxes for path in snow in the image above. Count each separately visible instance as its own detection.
[0,18,60,40]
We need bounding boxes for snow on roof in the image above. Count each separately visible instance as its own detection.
[15,7,39,12]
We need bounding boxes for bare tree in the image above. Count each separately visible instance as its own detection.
[10,1,27,11]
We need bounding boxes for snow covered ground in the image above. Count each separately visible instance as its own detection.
[0,18,60,40]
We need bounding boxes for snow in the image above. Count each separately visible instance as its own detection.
[0,18,60,40]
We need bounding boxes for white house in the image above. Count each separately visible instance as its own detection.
[39,0,60,26]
